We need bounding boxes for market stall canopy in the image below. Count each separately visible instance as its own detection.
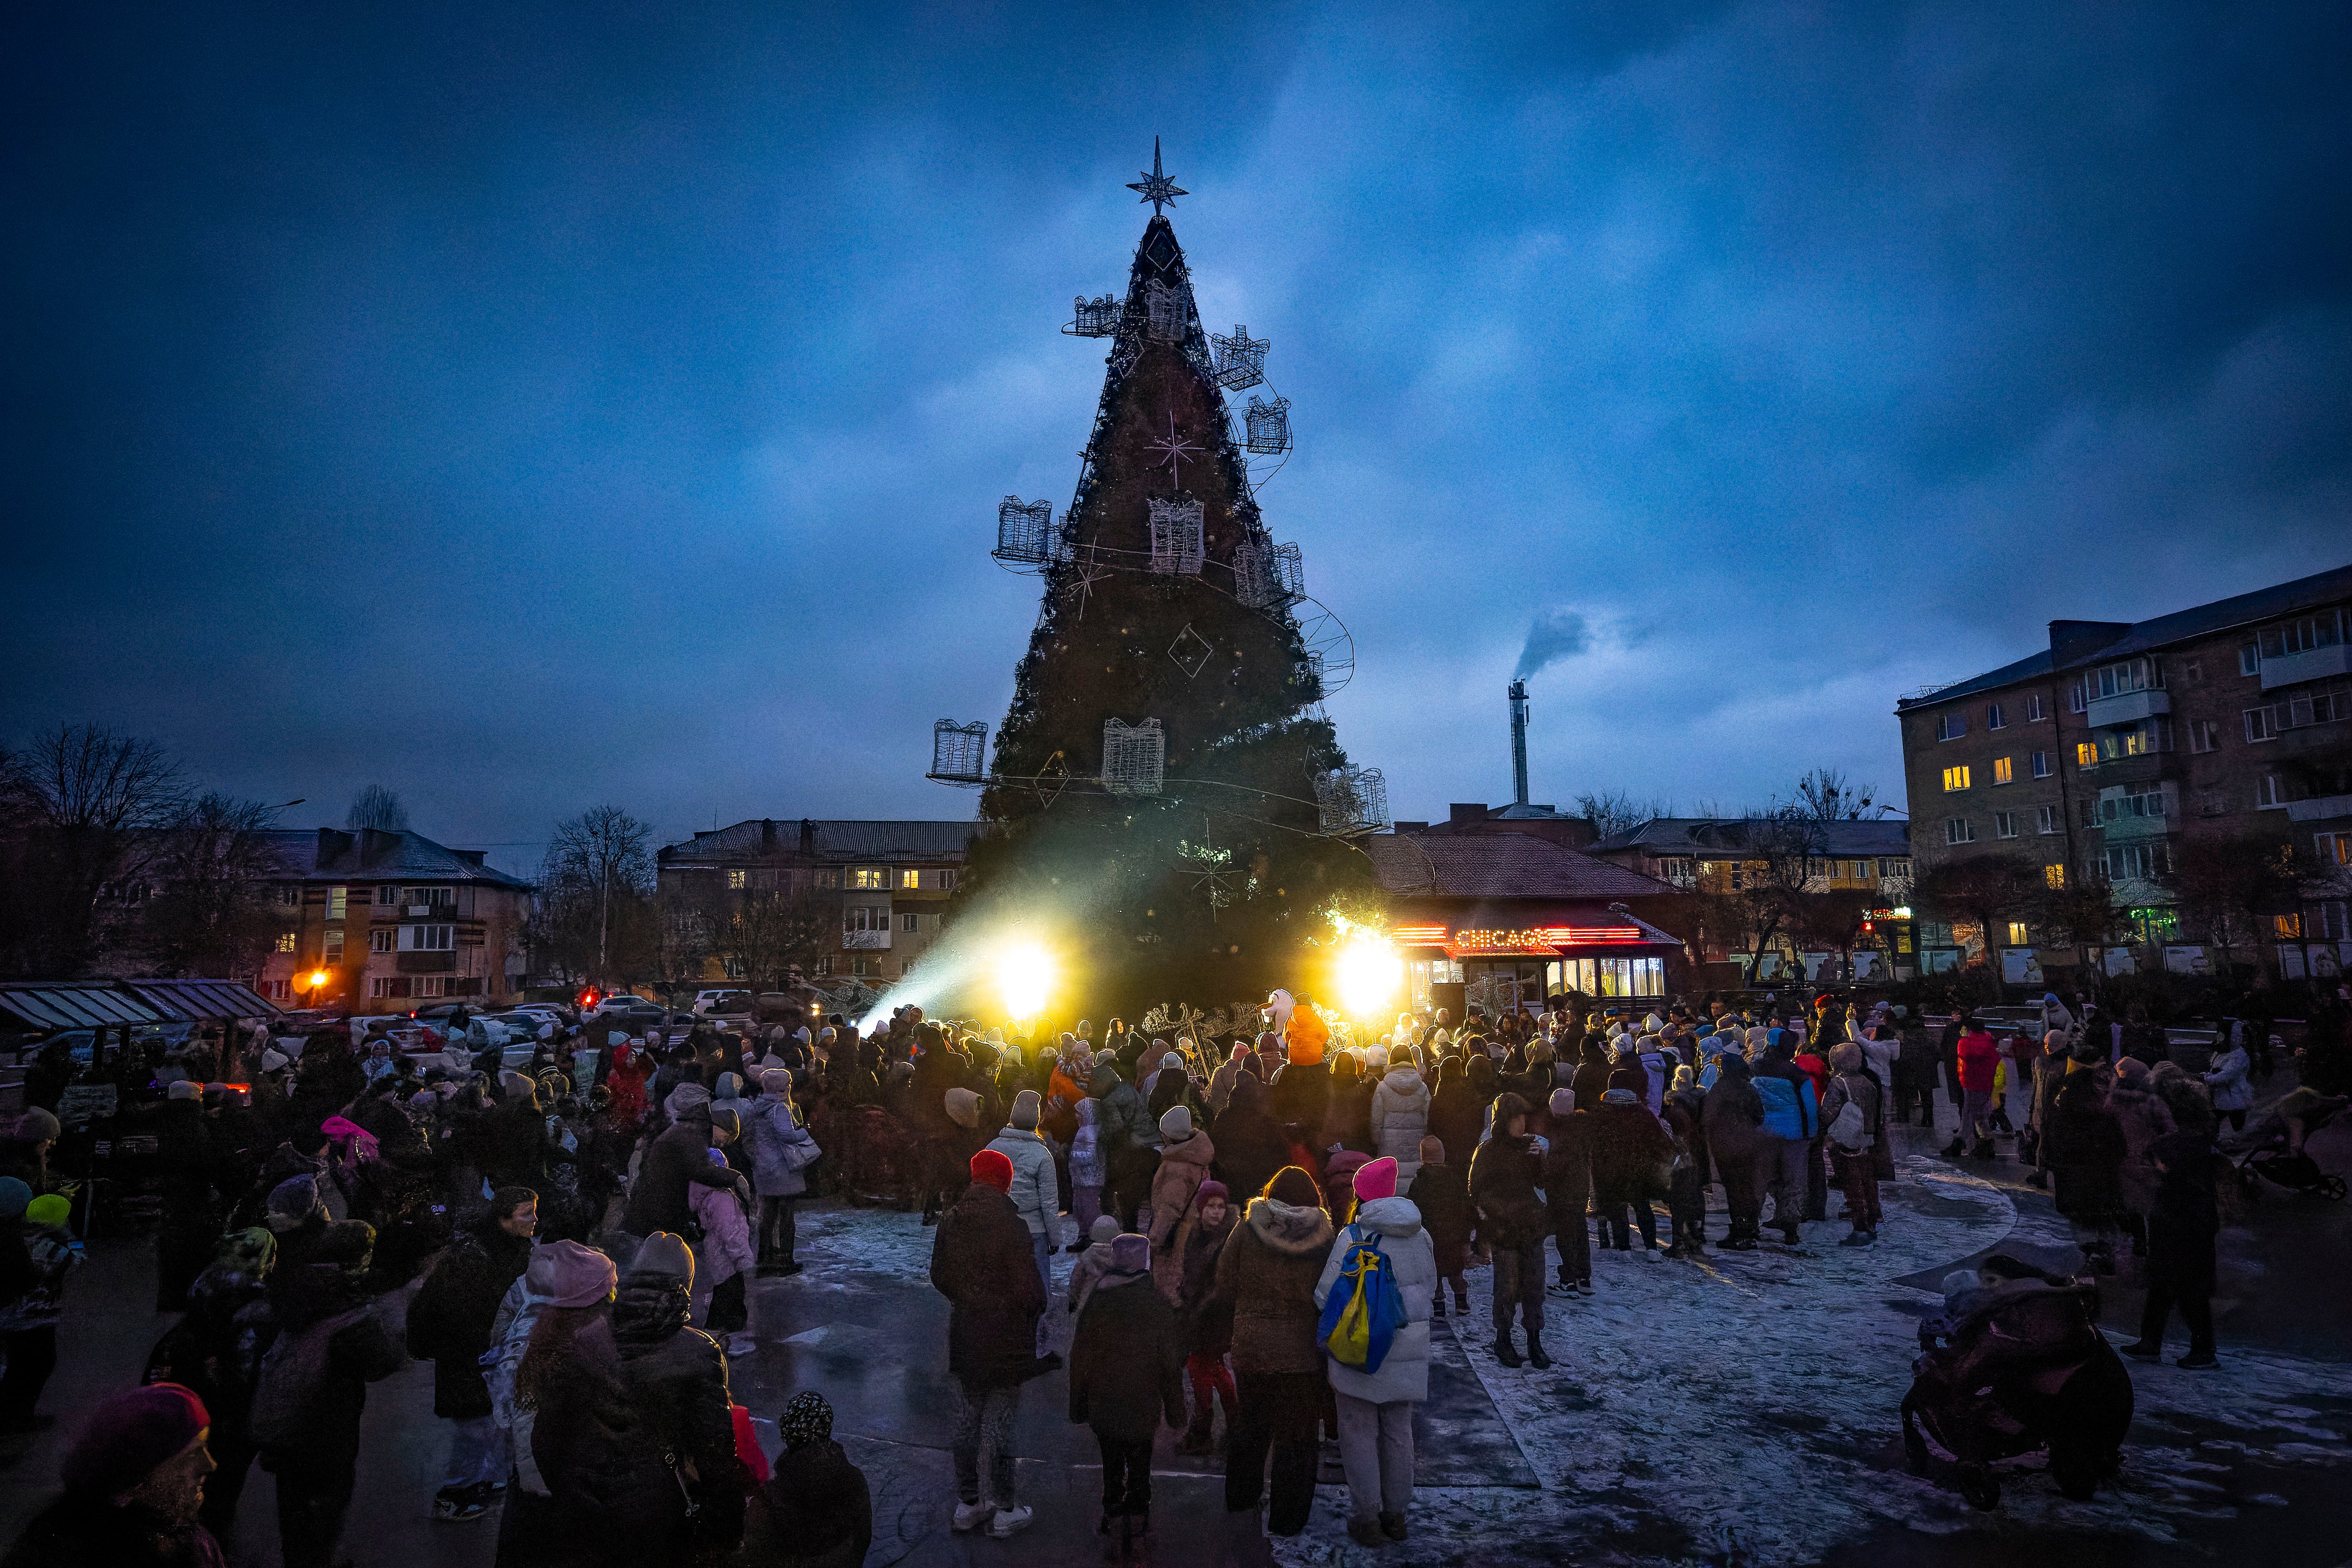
[0,980,177,1032]
[1366,831,1673,901]
[121,978,282,1022]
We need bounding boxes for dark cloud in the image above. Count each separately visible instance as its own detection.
[4,0,2346,852]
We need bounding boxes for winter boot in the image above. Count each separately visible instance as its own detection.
[1454,1287,1471,1314]
[2177,1346,2218,1370]
[1432,1290,1447,1318]
[1100,1513,1123,1561]
[1379,1512,1408,1542]
[1969,1139,1996,1160]
[1494,1332,1524,1368]
[1175,1408,1215,1457]
[1941,1136,1966,1158]
[1526,1332,1553,1370]
[1346,1514,1388,1548]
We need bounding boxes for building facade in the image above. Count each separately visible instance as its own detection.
[1896,564,2352,980]
[1367,828,1683,1011]
[255,828,535,1011]
[1584,817,1919,981]
[655,819,977,995]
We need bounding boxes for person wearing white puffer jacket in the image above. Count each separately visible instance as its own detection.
[1312,1156,1435,1548]
[1367,1055,1431,1190]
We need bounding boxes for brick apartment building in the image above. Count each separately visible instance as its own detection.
[1896,564,2352,980]
[255,827,535,1011]
[655,819,978,994]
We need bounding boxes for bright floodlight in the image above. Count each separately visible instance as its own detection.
[997,942,1053,1019]
[1336,939,1402,1016]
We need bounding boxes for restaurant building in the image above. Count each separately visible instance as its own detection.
[1366,829,1684,1013]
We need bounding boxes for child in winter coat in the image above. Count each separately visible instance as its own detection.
[1068,1234,1186,1554]
[1412,1136,1475,1314]
[692,1125,759,1358]
[1065,1214,1123,1322]
[1069,1098,1106,1240]
[0,1186,80,1429]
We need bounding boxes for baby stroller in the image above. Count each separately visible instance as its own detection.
[2233,1090,2349,1202]
[1901,1256,2133,1509]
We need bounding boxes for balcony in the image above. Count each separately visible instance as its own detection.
[842,930,892,951]
[2101,811,2172,843]
[396,951,456,973]
[2285,794,2352,825]
[2080,752,2176,787]
[2259,643,2352,693]
[2085,688,2169,729]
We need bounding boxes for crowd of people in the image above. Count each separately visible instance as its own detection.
[0,978,2331,1564]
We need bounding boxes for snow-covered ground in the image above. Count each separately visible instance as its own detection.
[783,1169,2352,1566]
[1275,1157,2352,1566]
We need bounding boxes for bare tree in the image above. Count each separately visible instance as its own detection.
[1573,788,1673,842]
[2171,834,2304,981]
[345,784,411,832]
[1788,767,1890,822]
[141,793,295,978]
[540,806,655,986]
[696,882,831,994]
[1912,854,2046,995]
[0,724,187,975]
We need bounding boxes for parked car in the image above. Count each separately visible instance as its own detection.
[689,989,754,1017]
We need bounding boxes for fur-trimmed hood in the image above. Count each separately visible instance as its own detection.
[1244,1196,1333,1256]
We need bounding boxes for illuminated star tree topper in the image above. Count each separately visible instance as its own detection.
[1127,136,1187,215]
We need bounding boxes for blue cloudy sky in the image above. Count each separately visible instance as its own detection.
[8,1,2348,873]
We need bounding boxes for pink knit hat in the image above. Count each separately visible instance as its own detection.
[1353,1156,1398,1203]
[540,1238,618,1308]
[62,1384,209,1498]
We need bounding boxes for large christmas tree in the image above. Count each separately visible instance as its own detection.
[951,154,1381,1016]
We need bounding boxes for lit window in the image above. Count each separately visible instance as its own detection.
[2026,694,2046,722]
[2320,832,2351,867]
[323,929,344,960]
[2043,864,2066,890]
[849,867,886,890]
[326,886,347,921]
[727,869,746,889]
[275,932,298,953]
[2006,922,2030,947]
[1986,702,2005,729]
[1941,765,1971,792]
[2037,806,2058,835]
[1992,756,2014,785]
[1944,818,1975,845]
[2273,913,2302,939]
[2076,742,2098,767]
[901,869,921,890]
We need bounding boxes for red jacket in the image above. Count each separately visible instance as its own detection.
[1955,1030,2000,1092]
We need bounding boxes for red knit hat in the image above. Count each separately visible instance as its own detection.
[62,1383,209,1498]
[969,1149,1015,1192]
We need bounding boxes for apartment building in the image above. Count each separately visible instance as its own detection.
[1896,564,2352,978]
[655,818,978,991]
[255,827,535,1009]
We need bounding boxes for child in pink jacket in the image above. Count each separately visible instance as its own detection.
[692,1143,759,1357]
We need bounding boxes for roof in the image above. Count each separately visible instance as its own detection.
[260,828,533,891]
[1898,562,2352,711]
[1587,818,1912,857]
[0,980,177,1032]
[661,819,979,864]
[1367,832,1673,900]
[121,978,281,1022]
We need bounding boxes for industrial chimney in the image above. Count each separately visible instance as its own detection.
[1507,679,1530,807]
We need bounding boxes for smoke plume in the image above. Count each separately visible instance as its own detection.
[1514,607,1592,680]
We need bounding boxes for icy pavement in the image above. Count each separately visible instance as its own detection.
[780,1171,2352,1567]
[1273,1156,2352,1568]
